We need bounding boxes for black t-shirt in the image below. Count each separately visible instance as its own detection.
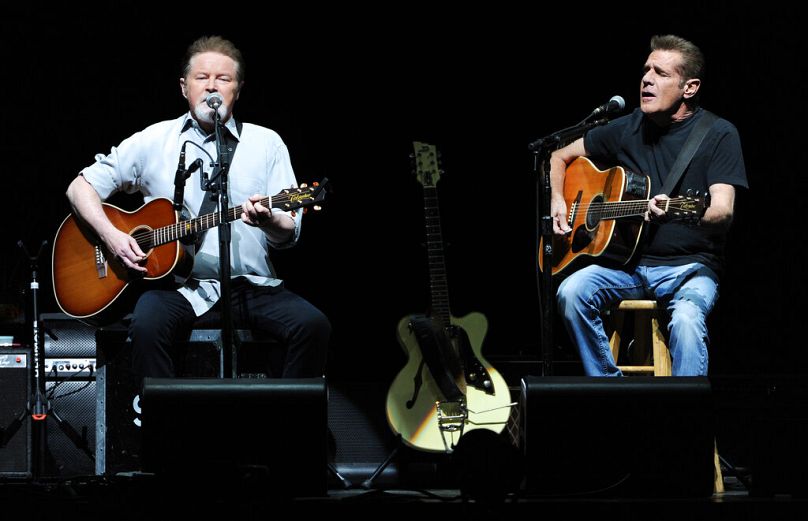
[584,107,748,275]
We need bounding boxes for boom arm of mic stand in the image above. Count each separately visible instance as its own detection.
[527,118,609,152]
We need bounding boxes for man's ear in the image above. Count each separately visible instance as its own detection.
[683,78,701,99]
[180,78,188,99]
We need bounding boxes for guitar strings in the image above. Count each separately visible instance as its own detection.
[567,197,696,219]
[128,191,310,249]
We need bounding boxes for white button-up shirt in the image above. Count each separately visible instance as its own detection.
[80,113,302,316]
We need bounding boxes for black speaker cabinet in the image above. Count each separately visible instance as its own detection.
[751,378,808,497]
[142,377,327,496]
[41,313,96,357]
[327,381,398,485]
[520,376,715,498]
[43,380,96,478]
[0,347,32,479]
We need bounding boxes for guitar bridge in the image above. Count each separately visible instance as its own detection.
[435,399,468,452]
[95,246,108,279]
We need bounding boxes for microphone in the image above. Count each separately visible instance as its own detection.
[174,141,192,210]
[177,141,187,173]
[589,95,625,118]
[205,93,223,109]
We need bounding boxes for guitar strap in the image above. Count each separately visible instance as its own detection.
[660,110,718,196]
[196,120,243,248]
[408,314,465,402]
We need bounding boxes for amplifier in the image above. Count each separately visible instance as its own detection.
[44,379,96,477]
[41,313,96,358]
[45,358,96,380]
[0,347,32,479]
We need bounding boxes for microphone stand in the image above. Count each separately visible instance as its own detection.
[528,117,610,376]
[13,241,94,479]
[203,109,236,378]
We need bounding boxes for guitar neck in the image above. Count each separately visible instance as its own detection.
[146,192,299,249]
[423,185,451,326]
[594,197,693,220]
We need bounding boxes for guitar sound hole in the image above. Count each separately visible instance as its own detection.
[586,195,604,230]
[130,225,154,255]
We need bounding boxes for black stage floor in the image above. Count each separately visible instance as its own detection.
[1,475,806,521]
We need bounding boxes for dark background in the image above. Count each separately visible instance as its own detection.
[0,3,802,383]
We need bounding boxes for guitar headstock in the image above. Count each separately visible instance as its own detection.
[669,189,710,224]
[276,178,330,213]
[413,141,441,188]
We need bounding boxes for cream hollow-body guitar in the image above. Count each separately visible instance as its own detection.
[385,142,511,453]
[538,157,709,276]
[52,181,328,326]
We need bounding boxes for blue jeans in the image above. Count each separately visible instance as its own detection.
[556,263,719,376]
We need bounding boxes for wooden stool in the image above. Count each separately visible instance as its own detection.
[607,299,724,494]
[608,299,671,375]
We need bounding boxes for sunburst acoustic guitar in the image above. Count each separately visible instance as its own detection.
[52,181,328,326]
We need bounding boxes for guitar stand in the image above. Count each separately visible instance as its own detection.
[361,435,403,490]
[328,463,353,489]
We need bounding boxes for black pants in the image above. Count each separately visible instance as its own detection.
[128,279,330,379]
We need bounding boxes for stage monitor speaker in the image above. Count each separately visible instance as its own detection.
[142,377,328,497]
[520,376,715,498]
[94,327,248,476]
[751,378,808,497]
[0,347,32,479]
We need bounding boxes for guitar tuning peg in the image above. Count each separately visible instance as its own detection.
[313,205,322,211]
[300,183,308,188]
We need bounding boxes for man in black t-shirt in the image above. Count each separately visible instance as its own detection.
[550,34,748,376]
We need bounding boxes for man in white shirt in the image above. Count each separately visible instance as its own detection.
[66,35,330,379]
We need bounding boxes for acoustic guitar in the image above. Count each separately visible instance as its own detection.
[52,181,328,325]
[538,157,708,275]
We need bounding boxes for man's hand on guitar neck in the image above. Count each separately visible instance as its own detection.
[241,193,296,244]
[646,194,671,223]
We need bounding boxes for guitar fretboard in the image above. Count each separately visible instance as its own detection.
[424,185,451,327]
[129,191,305,250]
[573,197,701,221]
